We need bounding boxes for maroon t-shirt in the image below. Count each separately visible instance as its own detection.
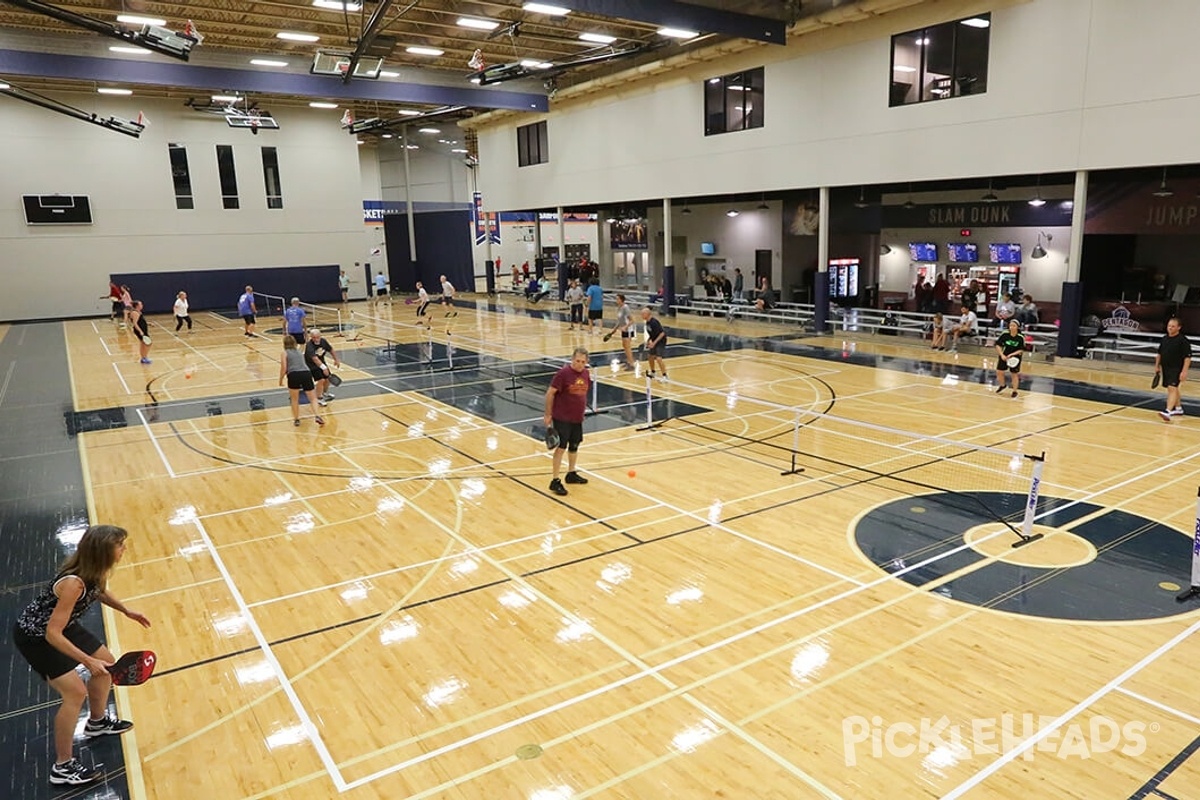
[551,364,591,424]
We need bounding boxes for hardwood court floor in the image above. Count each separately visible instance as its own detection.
[64,299,1200,799]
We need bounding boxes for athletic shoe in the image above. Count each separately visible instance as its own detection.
[139,358,151,364]
[323,392,335,400]
[49,758,102,785]
[1011,391,1018,398]
[84,715,134,737]
[565,471,588,485]
[318,398,328,406]
[549,478,568,496]
[646,371,655,379]
[1159,410,1172,421]
[293,419,301,426]
[659,374,669,383]
[995,385,1006,393]
[1171,408,1185,416]
[315,416,325,426]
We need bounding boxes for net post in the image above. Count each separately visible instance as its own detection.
[586,366,600,416]
[1175,487,1200,602]
[1011,451,1046,549]
[336,309,343,337]
[780,408,805,476]
[636,372,664,430]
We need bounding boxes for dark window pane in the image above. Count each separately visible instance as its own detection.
[923,22,955,101]
[536,121,548,163]
[168,143,193,210]
[746,68,764,129]
[261,146,283,209]
[891,14,988,106]
[956,17,990,95]
[725,73,746,131]
[216,145,239,209]
[704,78,724,135]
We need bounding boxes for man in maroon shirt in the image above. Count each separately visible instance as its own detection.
[544,347,592,496]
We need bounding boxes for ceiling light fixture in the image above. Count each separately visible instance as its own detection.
[961,17,991,28]
[854,185,870,208]
[418,127,440,134]
[457,18,500,30]
[212,94,240,102]
[379,70,399,77]
[250,58,289,67]
[97,87,133,95]
[523,3,570,15]
[681,205,692,214]
[109,46,149,54]
[1153,166,1174,197]
[659,27,699,39]
[579,32,616,44]
[406,46,444,57]
[1028,174,1046,207]
[981,178,999,203]
[520,59,554,69]
[116,14,166,26]
[313,0,362,10]
[726,208,739,218]
[397,109,422,115]
[277,32,320,42]
[902,183,916,210]
[309,101,338,109]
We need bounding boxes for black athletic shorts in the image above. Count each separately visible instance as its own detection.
[552,419,583,452]
[997,356,1022,374]
[648,340,666,357]
[14,622,102,680]
[242,314,256,325]
[1163,367,1183,388]
[287,371,316,391]
[376,287,388,297]
[588,309,603,321]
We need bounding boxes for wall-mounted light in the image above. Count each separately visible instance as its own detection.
[854,185,870,208]
[1031,231,1052,259]
[1153,166,1174,197]
[726,208,739,218]
[981,177,999,203]
[880,244,892,255]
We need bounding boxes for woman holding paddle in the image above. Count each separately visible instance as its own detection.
[11,524,151,786]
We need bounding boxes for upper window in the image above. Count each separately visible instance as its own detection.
[216,145,239,209]
[704,67,764,136]
[261,146,283,209]
[167,143,193,210]
[890,13,990,106]
[517,121,548,167]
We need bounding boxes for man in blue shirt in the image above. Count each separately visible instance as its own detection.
[283,297,307,338]
[237,285,257,337]
[585,278,604,335]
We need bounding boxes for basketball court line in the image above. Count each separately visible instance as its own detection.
[941,616,1200,800]
[1115,687,1200,727]
[136,406,175,478]
[328,446,839,796]
[184,515,348,790]
[111,361,131,395]
[147,319,224,370]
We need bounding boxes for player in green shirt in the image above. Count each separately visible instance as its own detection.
[994,319,1026,398]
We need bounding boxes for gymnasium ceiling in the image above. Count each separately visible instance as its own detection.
[0,0,904,138]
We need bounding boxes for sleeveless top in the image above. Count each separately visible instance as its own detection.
[15,574,101,637]
[285,348,307,373]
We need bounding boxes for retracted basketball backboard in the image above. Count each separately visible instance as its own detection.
[226,112,279,131]
[311,51,383,79]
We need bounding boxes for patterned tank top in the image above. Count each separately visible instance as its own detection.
[15,574,101,637]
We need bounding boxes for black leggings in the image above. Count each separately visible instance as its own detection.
[175,315,192,331]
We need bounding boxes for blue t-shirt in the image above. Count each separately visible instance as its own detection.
[283,305,307,334]
[238,292,255,315]
[586,284,604,311]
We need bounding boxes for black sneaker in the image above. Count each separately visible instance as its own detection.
[84,715,134,737]
[548,478,568,496]
[995,385,1006,393]
[565,471,588,485]
[49,758,103,785]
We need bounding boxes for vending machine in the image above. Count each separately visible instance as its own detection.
[828,258,860,300]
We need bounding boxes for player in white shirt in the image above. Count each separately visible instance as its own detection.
[439,275,457,317]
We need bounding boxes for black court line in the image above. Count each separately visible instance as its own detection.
[1128,733,1200,800]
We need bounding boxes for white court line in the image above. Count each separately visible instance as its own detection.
[1114,686,1200,727]
[189,515,348,791]
[136,406,176,478]
[941,616,1200,800]
[111,361,131,395]
[99,336,113,356]
[90,320,99,334]
[0,360,15,408]
[149,318,222,369]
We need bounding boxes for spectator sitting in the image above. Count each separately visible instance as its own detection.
[1015,294,1039,326]
[525,276,540,299]
[949,304,979,352]
[531,277,552,303]
[931,312,947,350]
[994,292,1017,327]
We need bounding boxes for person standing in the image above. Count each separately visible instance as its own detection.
[279,335,324,426]
[439,274,457,316]
[173,291,192,332]
[933,274,950,313]
[585,278,604,334]
[565,279,585,330]
[305,328,340,406]
[994,319,1025,397]
[101,281,122,323]
[544,347,592,496]
[372,271,389,307]
[238,285,257,337]
[119,285,133,329]
[641,306,668,380]
[1155,316,1192,421]
[130,300,152,364]
[338,270,350,304]
[415,281,431,327]
[283,297,307,339]
[605,294,637,370]
[733,268,744,301]
[12,524,150,786]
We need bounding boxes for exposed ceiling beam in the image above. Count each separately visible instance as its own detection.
[546,0,787,44]
[0,48,548,111]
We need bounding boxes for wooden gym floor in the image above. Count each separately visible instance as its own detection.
[4,297,1200,799]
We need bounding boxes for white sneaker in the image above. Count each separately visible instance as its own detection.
[1170,408,1185,416]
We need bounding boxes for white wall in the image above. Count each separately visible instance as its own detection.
[0,95,364,321]
[474,0,1200,212]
